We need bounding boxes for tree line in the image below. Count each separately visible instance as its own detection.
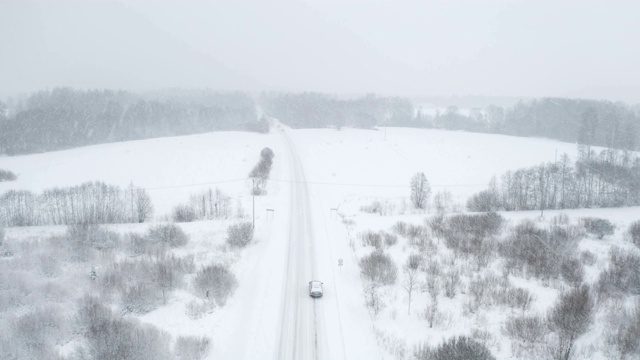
[0,181,152,226]
[260,92,416,129]
[432,98,640,151]
[468,148,640,212]
[0,88,261,155]
[2,89,638,155]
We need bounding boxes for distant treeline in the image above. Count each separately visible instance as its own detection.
[260,92,416,129]
[260,93,640,151]
[0,88,262,155]
[468,148,640,212]
[431,98,640,151]
[1,88,639,155]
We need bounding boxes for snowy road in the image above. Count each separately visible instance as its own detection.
[277,132,322,359]
[212,127,381,359]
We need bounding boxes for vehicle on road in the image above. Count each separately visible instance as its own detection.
[309,280,323,298]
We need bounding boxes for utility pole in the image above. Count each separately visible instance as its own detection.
[252,179,255,229]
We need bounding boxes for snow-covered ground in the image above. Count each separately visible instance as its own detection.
[1,126,638,359]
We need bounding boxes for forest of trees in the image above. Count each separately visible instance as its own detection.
[0,88,261,155]
[431,98,640,151]
[260,92,417,129]
[467,148,640,212]
[1,88,639,155]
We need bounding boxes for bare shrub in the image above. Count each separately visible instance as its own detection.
[443,268,460,298]
[503,314,548,344]
[147,223,189,248]
[360,231,383,249]
[172,204,197,222]
[628,220,640,247]
[7,306,66,359]
[580,250,597,266]
[423,301,443,329]
[38,253,61,278]
[503,287,534,313]
[580,217,615,239]
[427,213,446,239]
[66,223,121,261]
[174,336,211,360]
[560,257,584,286]
[499,220,577,280]
[360,199,395,215]
[363,283,385,318]
[75,295,172,360]
[415,336,496,360]
[122,282,161,314]
[442,212,502,259]
[186,299,216,320]
[596,246,640,299]
[0,225,4,245]
[392,221,408,236]
[359,250,398,285]
[383,232,398,247]
[0,168,17,182]
[126,232,156,256]
[606,300,640,359]
[193,264,238,305]
[226,222,254,248]
[547,285,594,360]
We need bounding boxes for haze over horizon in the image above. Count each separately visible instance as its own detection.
[1,0,639,104]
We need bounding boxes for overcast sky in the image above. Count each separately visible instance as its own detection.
[1,0,639,103]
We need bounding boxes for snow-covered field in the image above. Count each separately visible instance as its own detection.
[1,126,639,359]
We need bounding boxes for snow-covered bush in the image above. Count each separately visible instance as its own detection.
[0,225,4,246]
[384,232,398,247]
[75,295,172,360]
[441,213,502,262]
[226,222,253,248]
[414,336,495,360]
[126,232,156,255]
[628,220,640,247]
[360,231,383,249]
[172,204,197,222]
[66,223,121,261]
[174,336,211,360]
[502,314,548,345]
[359,250,398,285]
[560,257,584,286]
[193,264,238,305]
[605,299,640,359]
[581,217,615,239]
[425,214,444,240]
[596,247,640,299]
[147,223,189,248]
[122,282,160,314]
[360,199,395,215]
[0,168,17,182]
[443,268,461,298]
[392,221,408,236]
[499,220,577,280]
[3,305,67,360]
[547,285,594,360]
[185,299,216,320]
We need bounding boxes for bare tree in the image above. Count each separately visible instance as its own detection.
[548,285,594,360]
[402,253,423,315]
[410,172,431,210]
[135,187,153,223]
